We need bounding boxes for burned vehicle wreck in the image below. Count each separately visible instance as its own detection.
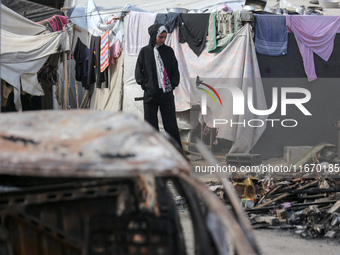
[0,110,259,255]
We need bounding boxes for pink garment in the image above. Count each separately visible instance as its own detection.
[38,15,67,32]
[109,40,122,74]
[286,15,340,81]
[109,40,122,61]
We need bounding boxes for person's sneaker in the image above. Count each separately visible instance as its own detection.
[309,0,319,4]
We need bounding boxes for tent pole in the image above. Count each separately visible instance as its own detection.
[64,52,69,110]
[75,83,79,109]
[0,80,2,113]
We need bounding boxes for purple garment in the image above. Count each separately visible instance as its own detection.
[286,15,340,81]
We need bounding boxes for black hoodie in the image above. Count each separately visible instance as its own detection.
[135,24,180,103]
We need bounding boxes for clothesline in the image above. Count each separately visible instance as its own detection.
[73,9,340,96]
[66,10,130,19]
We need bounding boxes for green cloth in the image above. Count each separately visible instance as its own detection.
[207,11,242,53]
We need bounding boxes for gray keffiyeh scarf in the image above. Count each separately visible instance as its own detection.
[154,26,172,93]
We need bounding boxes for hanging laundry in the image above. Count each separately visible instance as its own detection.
[109,40,122,73]
[154,13,180,33]
[177,13,210,57]
[286,15,340,82]
[74,37,91,89]
[207,10,242,53]
[202,125,210,135]
[88,35,109,89]
[37,55,59,85]
[109,40,122,60]
[126,11,157,56]
[254,14,287,56]
[100,30,109,73]
[38,15,67,32]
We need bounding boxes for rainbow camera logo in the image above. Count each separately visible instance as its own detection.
[196,76,222,115]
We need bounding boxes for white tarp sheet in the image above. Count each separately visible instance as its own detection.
[0,4,47,35]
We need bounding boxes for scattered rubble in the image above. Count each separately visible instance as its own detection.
[207,174,340,240]
[201,143,340,240]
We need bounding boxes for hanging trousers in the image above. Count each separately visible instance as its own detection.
[144,99,182,150]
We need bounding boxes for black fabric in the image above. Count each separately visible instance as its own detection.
[144,100,182,149]
[87,35,108,89]
[73,37,90,89]
[253,33,340,159]
[177,13,210,57]
[155,14,167,28]
[154,13,180,33]
[5,92,41,112]
[135,24,180,103]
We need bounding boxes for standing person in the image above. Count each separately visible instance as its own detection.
[135,24,182,150]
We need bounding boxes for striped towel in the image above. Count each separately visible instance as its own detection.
[100,30,109,72]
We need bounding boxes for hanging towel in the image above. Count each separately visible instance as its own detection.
[207,11,242,53]
[126,11,157,56]
[177,13,210,57]
[286,15,340,81]
[254,14,288,56]
[100,30,109,72]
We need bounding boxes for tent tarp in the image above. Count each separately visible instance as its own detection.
[0,4,47,35]
[0,4,71,111]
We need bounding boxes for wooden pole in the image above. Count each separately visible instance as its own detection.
[75,83,79,109]
[64,52,68,110]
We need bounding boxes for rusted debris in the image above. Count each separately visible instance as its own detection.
[206,170,340,239]
[246,177,340,239]
[253,216,280,226]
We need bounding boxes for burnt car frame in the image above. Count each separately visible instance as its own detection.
[0,110,260,255]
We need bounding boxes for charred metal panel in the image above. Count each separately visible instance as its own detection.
[0,178,187,255]
[0,110,189,178]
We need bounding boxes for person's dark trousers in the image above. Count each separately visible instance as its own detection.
[144,100,182,150]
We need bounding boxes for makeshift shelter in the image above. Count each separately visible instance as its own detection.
[0,4,72,112]
[64,0,340,158]
[66,0,266,154]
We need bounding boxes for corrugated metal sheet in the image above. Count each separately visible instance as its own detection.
[0,110,190,177]
[2,0,64,22]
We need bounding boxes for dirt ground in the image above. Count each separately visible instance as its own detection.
[177,209,340,255]
[254,228,340,255]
